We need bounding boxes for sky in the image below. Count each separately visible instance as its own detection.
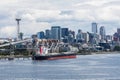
[0,0,120,38]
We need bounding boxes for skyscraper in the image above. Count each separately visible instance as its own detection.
[76,29,83,42]
[51,26,61,40]
[82,32,89,43]
[100,26,106,40]
[45,29,51,39]
[61,28,69,38]
[92,22,98,33]
[37,31,45,39]
[68,30,75,43]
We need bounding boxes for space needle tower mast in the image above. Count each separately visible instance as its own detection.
[16,18,21,40]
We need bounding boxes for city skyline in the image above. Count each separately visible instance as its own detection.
[0,0,120,38]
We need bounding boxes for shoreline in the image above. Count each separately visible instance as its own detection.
[91,51,120,54]
[0,51,119,59]
[0,55,32,59]
[77,51,120,55]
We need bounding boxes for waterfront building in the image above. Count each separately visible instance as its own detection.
[45,29,51,39]
[37,31,45,39]
[100,26,106,41]
[106,35,113,42]
[92,22,98,33]
[99,43,111,50]
[51,26,61,40]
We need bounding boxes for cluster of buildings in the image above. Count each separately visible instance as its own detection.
[32,23,108,43]
[31,22,120,51]
[1,21,120,52]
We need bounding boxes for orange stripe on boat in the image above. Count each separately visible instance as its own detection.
[47,55,76,60]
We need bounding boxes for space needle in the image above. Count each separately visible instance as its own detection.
[16,18,21,40]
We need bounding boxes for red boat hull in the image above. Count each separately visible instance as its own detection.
[32,53,76,60]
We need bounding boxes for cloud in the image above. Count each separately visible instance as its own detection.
[16,9,95,23]
[20,22,51,35]
[0,26,16,38]
[0,0,120,38]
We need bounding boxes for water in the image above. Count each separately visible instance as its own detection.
[0,53,120,80]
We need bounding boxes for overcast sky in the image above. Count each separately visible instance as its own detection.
[0,0,120,38]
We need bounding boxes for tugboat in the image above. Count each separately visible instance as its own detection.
[32,39,78,60]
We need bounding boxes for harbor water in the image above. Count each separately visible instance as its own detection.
[0,53,120,80]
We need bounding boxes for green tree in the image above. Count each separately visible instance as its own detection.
[114,46,120,51]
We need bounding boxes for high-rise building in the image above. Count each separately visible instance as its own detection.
[61,28,69,38]
[92,22,98,33]
[82,32,89,43]
[37,31,45,39]
[88,32,100,44]
[68,30,75,43]
[100,26,106,40]
[76,29,83,42]
[45,29,51,39]
[51,26,61,40]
